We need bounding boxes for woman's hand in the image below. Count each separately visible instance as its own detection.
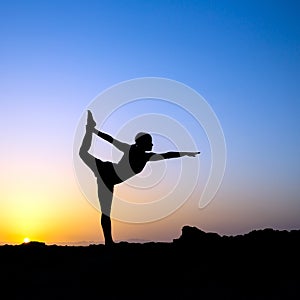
[184,152,200,157]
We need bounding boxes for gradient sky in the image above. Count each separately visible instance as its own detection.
[1,0,299,245]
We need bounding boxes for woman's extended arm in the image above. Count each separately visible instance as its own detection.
[149,151,200,161]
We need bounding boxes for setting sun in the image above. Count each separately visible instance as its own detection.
[23,237,30,244]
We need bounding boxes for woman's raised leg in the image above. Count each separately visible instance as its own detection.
[79,111,97,174]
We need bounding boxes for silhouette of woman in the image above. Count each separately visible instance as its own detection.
[79,110,200,246]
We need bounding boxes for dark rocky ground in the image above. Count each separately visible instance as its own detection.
[1,226,299,299]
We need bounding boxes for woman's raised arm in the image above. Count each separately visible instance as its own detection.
[93,128,130,152]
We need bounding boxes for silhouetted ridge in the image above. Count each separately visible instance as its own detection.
[0,225,299,300]
[174,225,300,245]
[20,241,46,247]
[173,225,221,244]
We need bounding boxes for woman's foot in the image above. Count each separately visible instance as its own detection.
[86,110,96,128]
[105,239,115,247]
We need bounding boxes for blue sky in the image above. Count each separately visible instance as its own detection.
[1,0,299,244]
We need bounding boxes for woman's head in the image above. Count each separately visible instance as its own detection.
[135,132,153,151]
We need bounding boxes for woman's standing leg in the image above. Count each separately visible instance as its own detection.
[101,214,114,246]
[97,179,115,245]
